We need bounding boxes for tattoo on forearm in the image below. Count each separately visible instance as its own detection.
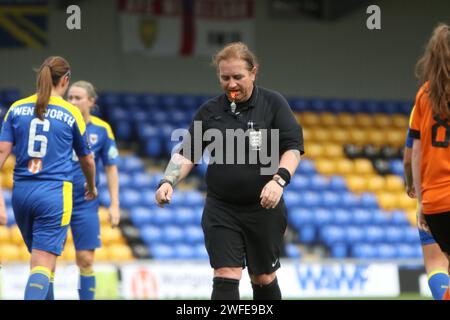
[164,160,182,185]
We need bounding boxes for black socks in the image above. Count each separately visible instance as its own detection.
[252,277,282,300]
[211,277,240,300]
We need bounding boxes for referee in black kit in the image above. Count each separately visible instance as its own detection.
[155,42,304,300]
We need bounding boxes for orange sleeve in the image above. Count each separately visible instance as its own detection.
[409,86,426,139]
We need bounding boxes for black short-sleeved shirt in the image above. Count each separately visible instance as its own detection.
[179,85,304,205]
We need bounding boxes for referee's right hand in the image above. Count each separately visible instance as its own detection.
[155,183,173,208]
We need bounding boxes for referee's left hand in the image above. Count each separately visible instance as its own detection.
[260,180,283,209]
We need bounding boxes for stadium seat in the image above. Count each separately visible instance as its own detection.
[404,227,421,244]
[184,225,204,244]
[284,191,302,208]
[351,243,377,259]
[345,226,365,243]
[101,227,123,246]
[354,159,374,176]
[373,114,392,127]
[396,244,417,259]
[335,158,354,176]
[371,209,391,225]
[297,225,316,244]
[296,159,317,176]
[359,192,379,209]
[376,244,397,259]
[193,244,209,259]
[355,114,374,128]
[150,244,174,260]
[301,191,321,208]
[119,189,142,209]
[313,208,334,226]
[173,208,196,226]
[299,112,320,126]
[320,225,345,246]
[345,175,367,193]
[315,159,336,175]
[339,192,359,209]
[285,243,302,259]
[391,210,410,226]
[0,225,9,243]
[290,175,309,191]
[328,175,348,192]
[184,191,205,207]
[152,208,174,226]
[321,191,341,209]
[10,226,23,245]
[309,175,329,191]
[384,226,404,243]
[330,243,347,258]
[109,244,134,261]
[140,225,163,245]
[352,209,373,225]
[161,225,184,244]
[334,209,352,226]
[0,244,19,261]
[364,226,385,243]
[289,208,314,229]
[173,244,194,259]
[337,113,356,127]
[319,112,339,127]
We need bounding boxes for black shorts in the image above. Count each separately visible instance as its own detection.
[425,211,450,255]
[201,196,287,275]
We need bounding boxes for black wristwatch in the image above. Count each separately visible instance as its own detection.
[272,175,286,188]
[157,178,173,190]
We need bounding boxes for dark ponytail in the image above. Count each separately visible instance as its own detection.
[35,56,71,120]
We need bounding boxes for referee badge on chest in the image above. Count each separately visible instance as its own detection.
[248,121,262,151]
[89,134,98,145]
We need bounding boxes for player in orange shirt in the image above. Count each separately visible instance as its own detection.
[410,23,450,300]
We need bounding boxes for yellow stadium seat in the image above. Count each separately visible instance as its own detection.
[0,225,10,244]
[323,143,344,159]
[108,244,134,261]
[367,130,387,146]
[385,175,405,193]
[304,143,324,159]
[355,114,374,128]
[329,128,350,144]
[2,155,15,173]
[335,159,355,176]
[376,192,399,210]
[95,247,110,261]
[299,112,321,127]
[315,159,336,175]
[392,114,409,128]
[10,226,23,245]
[397,193,417,211]
[373,114,392,128]
[337,113,356,127]
[0,244,20,261]
[319,112,339,127]
[60,243,76,261]
[101,227,123,246]
[387,129,407,147]
[302,128,312,142]
[345,175,367,193]
[2,171,13,190]
[18,244,30,261]
[353,159,374,175]
[311,128,332,143]
[348,128,368,145]
[65,228,73,245]
[366,175,385,193]
[406,208,417,226]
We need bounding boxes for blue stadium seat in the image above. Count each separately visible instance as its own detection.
[345,100,363,113]
[384,226,404,243]
[376,243,397,259]
[141,93,159,108]
[150,244,174,259]
[380,101,399,114]
[359,193,379,209]
[320,225,345,246]
[150,173,165,188]
[364,226,385,243]
[330,243,347,258]
[390,160,404,177]
[144,139,163,157]
[152,208,174,226]
[321,191,340,209]
[119,189,142,209]
[404,227,420,244]
[130,110,149,123]
[184,191,204,207]
[351,243,377,259]
[329,176,348,192]
[173,244,194,259]
[345,226,365,243]
[391,210,410,226]
[173,207,195,226]
[184,225,204,244]
[0,88,20,106]
[121,93,140,106]
[114,121,132,141]
[99,172,107,188]
[138,124,159,140]
[396,244,417,259]
[100,92,121,106]
[310,175,328,191]
[309,99,328,112]
[371,209,391,225]
[162,225,184,243]
[352,208,373,225]
[285,243,302,259]
[118,172,132,189]
[290,98,309,112]
[400,101,414,115]
[3,189,11,207]
[98,188,111,207]
[283,191,302,208]
[288,208,314,229]
[328,100,346,113]
[363,100,381,114]
[131,172,152,189]
[334,209,352,226]
[120,156,145,173]
[296,159,317,176]
[130,207,152,226]
[179,95,199,109]
[193,244,209,259]
[289,175,309,191]
[6,207,15,227]
[297,225,316,244]
[140,226,163,245]
[313,208,333,226]
[159,94,179,108]
[302,191,321,208]
[340,192,359,209]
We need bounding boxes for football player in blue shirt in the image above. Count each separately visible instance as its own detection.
[67,81,120,300]
[0,56,96,300]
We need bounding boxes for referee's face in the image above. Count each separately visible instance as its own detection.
[218,58,256,103]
